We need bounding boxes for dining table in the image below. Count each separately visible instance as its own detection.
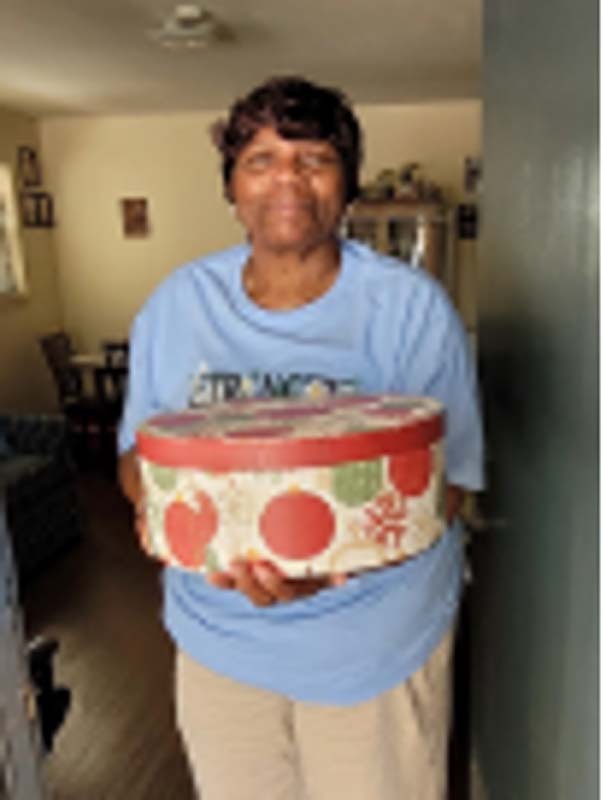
[69,353,128,408]
[70,352,106,369]
[69,353,109,395]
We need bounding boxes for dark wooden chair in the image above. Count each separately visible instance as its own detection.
[101,339,129,368]
[94,365,127,423]
[93,364,128,469]
[39,332,83,409]
[38,332,104,466]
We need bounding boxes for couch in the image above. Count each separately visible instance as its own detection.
[0,412,83,580]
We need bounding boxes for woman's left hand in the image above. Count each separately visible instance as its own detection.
[446,485,465,524]
[206,559,347,607]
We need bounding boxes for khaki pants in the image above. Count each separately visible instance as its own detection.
[175,629,454,800]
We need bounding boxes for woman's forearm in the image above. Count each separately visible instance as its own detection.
[118,448,142,507]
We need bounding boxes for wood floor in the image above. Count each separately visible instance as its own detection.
[21,470,470,800]
[22,473,195,800]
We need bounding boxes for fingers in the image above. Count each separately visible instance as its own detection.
[230,560,277,607]
[205,571,236,590]
[251,562,299,603]
[251,562,337,603]
[134,505,152,554]
[446,485,465,524]
[206,558,344,607]
[206,561,271,604]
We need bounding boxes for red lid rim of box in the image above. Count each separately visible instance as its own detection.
[136,414,443,471]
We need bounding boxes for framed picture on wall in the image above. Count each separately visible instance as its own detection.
[20,192,55,227]
[17,146,42,188]
[120,197,150,237]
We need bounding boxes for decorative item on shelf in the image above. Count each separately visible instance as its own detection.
[358,163,443,204]
[397,163,422,200]
[120,197,150,238]
[358,184,385,202]
[20,191,55,228]
[375,169,398,199]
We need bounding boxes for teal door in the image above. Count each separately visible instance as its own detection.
[470,0,598,797]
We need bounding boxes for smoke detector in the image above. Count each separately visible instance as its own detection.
[148,4,222,49]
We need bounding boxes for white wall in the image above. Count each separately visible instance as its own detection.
[0,107,63,411]
[40,100,481,351]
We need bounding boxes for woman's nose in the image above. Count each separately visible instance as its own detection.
[272,155,304,184]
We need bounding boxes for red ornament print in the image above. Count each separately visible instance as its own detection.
[260,491,336,560]
[388,448,432,497]
[164,490,218,568]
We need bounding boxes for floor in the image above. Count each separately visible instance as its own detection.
[21,470,470,799]
[22,473,195,800]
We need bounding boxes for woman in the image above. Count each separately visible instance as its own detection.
[119,76,483,799]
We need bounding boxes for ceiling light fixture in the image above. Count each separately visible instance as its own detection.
[148,4,222,49]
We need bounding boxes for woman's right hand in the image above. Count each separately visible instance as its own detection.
[206,558,347,607]
[118,447,142,507]
[118,448,152,551]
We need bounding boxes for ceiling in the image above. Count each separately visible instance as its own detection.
[0,0,481,117]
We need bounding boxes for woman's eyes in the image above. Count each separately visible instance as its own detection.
[299,153,338,169]
[243,152,273,170]
[241,151,337,172]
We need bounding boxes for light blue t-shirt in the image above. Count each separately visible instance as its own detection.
[118,240,484,705]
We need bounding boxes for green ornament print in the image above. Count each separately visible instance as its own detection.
[333,459,383,507]
[204,545,220,573]
[147,463,178,491]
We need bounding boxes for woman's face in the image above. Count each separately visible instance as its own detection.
[229,127,347,255]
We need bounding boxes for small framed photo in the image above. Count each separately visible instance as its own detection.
[17,146,42,188]
[21,192,54,227]
[120,197,150,237]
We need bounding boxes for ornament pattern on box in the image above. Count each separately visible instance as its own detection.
[138,395,446,577]
[140,442,445,577]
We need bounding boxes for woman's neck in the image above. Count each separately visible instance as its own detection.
[243,238,341,310]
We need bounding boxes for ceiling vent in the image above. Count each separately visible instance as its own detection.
[148,4,223,49]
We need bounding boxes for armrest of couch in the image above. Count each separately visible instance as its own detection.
[0,413,83,580]
[0,413,69,460]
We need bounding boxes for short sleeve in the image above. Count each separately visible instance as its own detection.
[394,283,484,491]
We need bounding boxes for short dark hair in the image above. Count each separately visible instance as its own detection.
[212,76,363,204]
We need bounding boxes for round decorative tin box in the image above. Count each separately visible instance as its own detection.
[136,395,446,578]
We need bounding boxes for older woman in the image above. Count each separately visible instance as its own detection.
[118,76,483,800]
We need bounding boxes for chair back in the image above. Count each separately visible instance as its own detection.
[93,365,128,418]
[101,340,129,368]
[39,332,83,406]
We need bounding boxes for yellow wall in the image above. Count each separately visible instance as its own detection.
[0,107,62,411]
[40,100,481,351]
